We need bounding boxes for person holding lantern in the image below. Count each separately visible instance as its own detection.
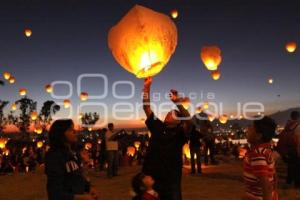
[45,119,99,200]
[142,77,192,200]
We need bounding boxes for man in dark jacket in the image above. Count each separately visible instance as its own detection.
[142,77,192,200]
[189,125,202,174]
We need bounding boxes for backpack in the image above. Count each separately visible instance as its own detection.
[277,120,300,157]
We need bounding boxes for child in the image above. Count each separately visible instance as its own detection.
[244,116,278,200]
[132,173,160,200]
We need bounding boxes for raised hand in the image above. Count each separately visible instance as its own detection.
[144,77,153,89]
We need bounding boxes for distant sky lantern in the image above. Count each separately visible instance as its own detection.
[80,92,89,101]
[127,146,136,157]
[9,76,16,84]
[11,103,17,111]
[134,141,141,150]
[3,72,11,80]
[201,46,222,71]
[208,114,215,122]
[180,97,190,109]
[34,126,43,134]
[30,111,38,121]
[45,84,53,93]
[19,88,27,96]
[88,127,92,132]
[24,28,32,37]
[286,42,297,53]
[203,101,209,110]
[108,5,177,78]
[170,9,178,19]
[63,99,71,108]
[268,78,274,84]
[211,70,221,80]
[37,141,43,148]
[219,114,228,124]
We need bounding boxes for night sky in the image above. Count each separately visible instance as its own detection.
[0,0,299,128]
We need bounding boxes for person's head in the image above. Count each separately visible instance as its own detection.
[164,110,181,128]
[290,111,300,121]
[49,119,76,150]
[132,173,155,196]
[246,116,276,144]
[108,123,114,131]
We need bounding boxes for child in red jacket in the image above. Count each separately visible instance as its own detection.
[132,173,160,200]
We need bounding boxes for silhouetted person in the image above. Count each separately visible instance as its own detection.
[105,123,119,178]
[189,125,202,174]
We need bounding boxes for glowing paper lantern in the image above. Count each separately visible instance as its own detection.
[45,84,53,93]
[88,127,92,132]
[286,42,297,53]
[268,78,274,84]
[8,76,16,84]
[78,113,83,119]
[19,88,27,96]
[134,141,141,149]
[211,70,221,80]
[108,5,178,78]
[80,92,89,101]
[219,114,228,124]
[0,138,7,149]
[170,9,178,19]
[34,126,43,134]
[85,142,92,150]
[208,114,215,122]
[203,101,209,110]
[37,141,43,148]
[30,111,38,121]
[239,148,247,159]
[127,146,136,157]
[97,139,102,144]
[201,46,222,71]
[11,103,17,111]
[24,28,32,37]
[63,99,71,108]
[180,97,190,109]
[3,72,11,80]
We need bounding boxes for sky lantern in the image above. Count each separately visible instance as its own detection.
[85,142,92,150]
[88,127,93,132]
[203,101,209,110]
[11,103,17,111]
[127,146,136,157]
[170,9,178,19]
[134,141,141,150]
[3,72,11,80]
[30,111,38,121]
[285,42,297,53]
[63,99,71,108]
[268,78,274,84]
[8,76,16,84]
[34,126,43,134]
[180,97,190,109]
[0,138,7,149]
[108,5,178,78]
[45,84,53,93]
[211,70,221,80]
[78,113,83,119]
[19,88,27,96]
[208,114,215,122]
[219,114,228,124]
[80,92,89,101]
[201,46,222,71]
[37,141,43,148]
[24,28,32,37]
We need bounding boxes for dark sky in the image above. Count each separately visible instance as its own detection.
[0,0,299,127]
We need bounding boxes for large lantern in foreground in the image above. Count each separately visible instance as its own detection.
[286,42,297,53]
[201,46,222,71]
[108,5,178,78]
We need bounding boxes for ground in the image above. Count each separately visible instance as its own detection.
[0,160,299,200]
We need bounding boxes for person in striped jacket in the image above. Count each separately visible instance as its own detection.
[244,116,278,200]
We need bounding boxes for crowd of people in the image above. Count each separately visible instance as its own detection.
[0,77,299,200]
